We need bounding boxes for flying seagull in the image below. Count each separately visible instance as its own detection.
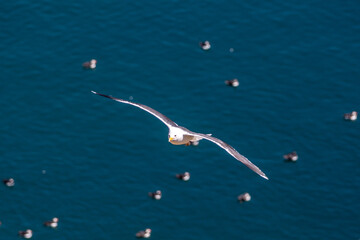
[91,91,268,180]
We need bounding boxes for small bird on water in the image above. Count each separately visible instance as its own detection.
[199,41,211,50]
[3,178,15,187]
[43,217,59,228]
[225,78,239,88]
[91,91,268,180]
[238,192,251,203]
[18,229,33,239]
[344,111,357,121]
[283,151,298,162]
[136,228,152,238]
[176,172,190,181]
[148,190,162,200]
[82,59,97,69]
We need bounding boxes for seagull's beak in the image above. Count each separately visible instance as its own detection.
[169,137,174,142]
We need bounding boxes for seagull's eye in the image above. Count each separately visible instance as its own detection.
[174,135,177,137]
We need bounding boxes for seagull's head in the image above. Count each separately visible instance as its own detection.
[168,128,184,142]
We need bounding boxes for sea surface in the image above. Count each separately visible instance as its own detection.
[0,1,359,239]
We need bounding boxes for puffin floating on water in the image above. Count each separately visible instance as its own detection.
[199,41,211,50]
[18,229,33,239]
[225,78,239,88]
[44,217,59,228]
[283,151,298,162]
[344,111,357,121]
[3,178,15,187]
[148,190,162,200]
[238,192,251,203]
[82,59,97,69]
[136,228,152,238]
[176,172,190,181]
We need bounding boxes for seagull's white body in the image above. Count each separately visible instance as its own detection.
[168,128,194,145]
[91,91,268,180]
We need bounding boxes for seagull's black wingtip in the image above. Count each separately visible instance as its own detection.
[91,91,112,99]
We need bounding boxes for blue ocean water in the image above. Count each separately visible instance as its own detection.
[1,0,359,239]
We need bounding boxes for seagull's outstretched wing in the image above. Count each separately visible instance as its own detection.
[186,131,268,180]
[91,91,178,128]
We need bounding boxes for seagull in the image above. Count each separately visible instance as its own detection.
[91,91,268,180]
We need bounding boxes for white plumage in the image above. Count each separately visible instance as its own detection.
[92,91,268,180]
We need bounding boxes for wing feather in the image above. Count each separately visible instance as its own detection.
[186,132,268,180]
[92,91,268,180]
[91,91,178,128]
